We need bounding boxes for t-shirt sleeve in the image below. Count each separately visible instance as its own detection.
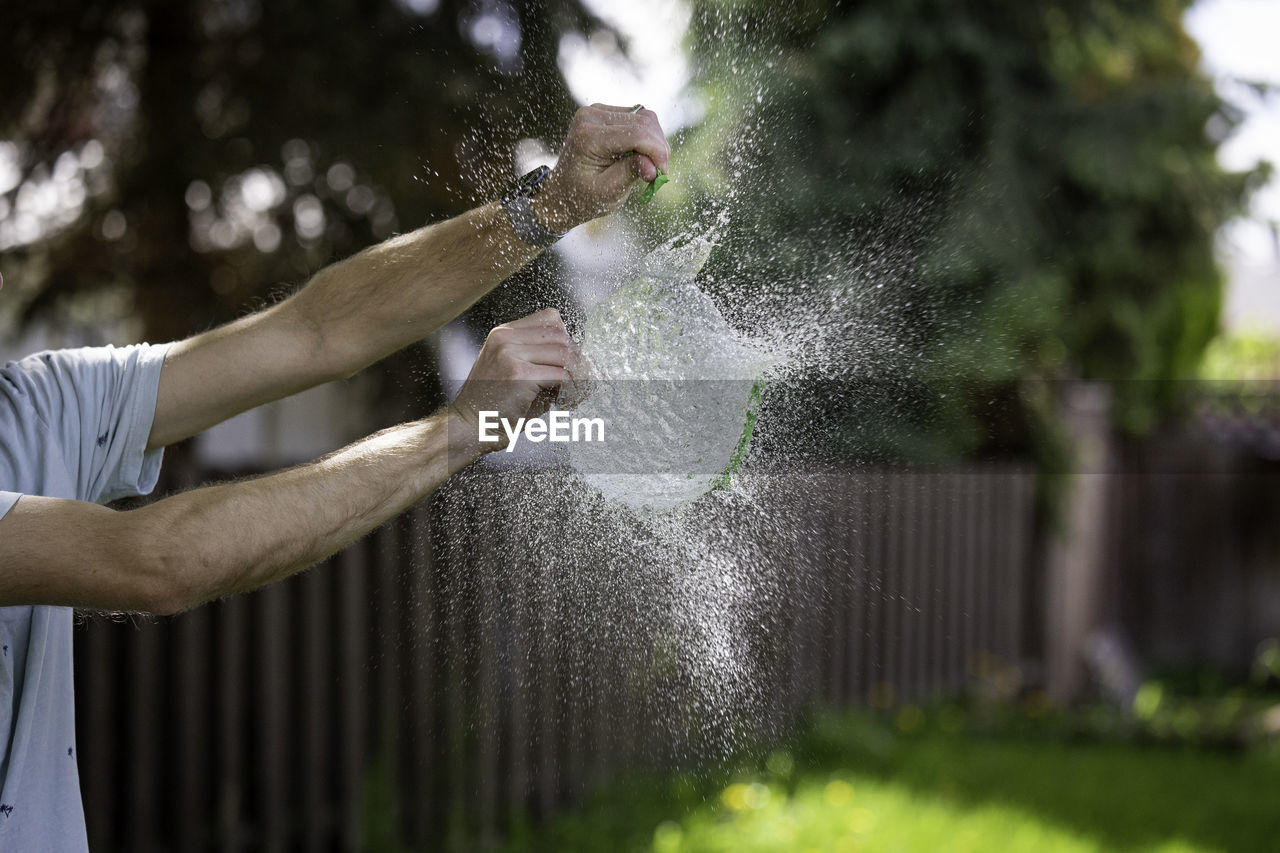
[5,343,172,505]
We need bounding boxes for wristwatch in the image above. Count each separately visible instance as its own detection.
[501,165,567,249]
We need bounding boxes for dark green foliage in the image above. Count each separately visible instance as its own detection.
[0,0,595,345]
[682,0,1256,455]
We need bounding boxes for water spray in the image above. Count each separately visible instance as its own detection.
[565,232,777,512]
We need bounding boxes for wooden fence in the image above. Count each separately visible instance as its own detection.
[74,465,1037,852]
[1102,442,1280,672]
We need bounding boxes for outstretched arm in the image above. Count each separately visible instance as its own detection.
[3,415,471,614]
[0,309,574,614]
[147,104,668,450]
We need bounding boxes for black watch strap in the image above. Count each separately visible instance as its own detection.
[501,166,566,249]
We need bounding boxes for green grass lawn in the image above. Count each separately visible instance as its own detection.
[498,710,1280,853]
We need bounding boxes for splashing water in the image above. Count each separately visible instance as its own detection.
[425,189,960,766]
[566,231,778,512]
[418,2,983,773]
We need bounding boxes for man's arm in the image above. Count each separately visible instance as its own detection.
[0,309,574,613]
[147,104,668,450]
[1,415,473,614]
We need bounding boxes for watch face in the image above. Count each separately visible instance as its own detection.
[502,166,549,204]
[521,165,550,195]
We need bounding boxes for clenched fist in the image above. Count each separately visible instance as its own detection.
[448,308,584,452]
[531,104,671,233]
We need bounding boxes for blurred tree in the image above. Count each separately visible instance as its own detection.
[679,0,1261,458]
[0,0,599,419]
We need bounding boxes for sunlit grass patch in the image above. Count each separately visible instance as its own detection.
[498,708,1280,853]
[652,772,1155,853]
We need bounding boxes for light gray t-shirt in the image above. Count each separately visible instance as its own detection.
[0,342,170,851]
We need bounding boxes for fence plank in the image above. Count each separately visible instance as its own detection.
[127,622,162,853]
[978,471,996,666]
[864,469,887,705]
[1005,472,1031,667]
[301,561,333,852]
[935,475,953,699]
[407,503,439,847]
[258,581,290,853]
[506,523,531,825]
[535,549,558,820]
[827,476,849,705]
[80,617,117,850]
[373,522,404,833]
[476,529,500,850]
[175,607,212,852]
[217,598,248,853]
[896,471,914,704]
[917,474,933,703]
[338,544,369,853]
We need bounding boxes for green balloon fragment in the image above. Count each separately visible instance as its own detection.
[638,170,669,204]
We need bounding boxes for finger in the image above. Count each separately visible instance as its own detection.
[587,102,642,113]
[556,363,593,408]
[587,110,654,126]
[599,151,669,198]
[586,124,669,170]
[555,382,590,410]
[583,106,664,132]
[528,388,558,419]
[580,112,670,156]
[487,319,571,361]
[629,110,670,171]
[591,155,642,202]
[567,108,670,176]
[567,351,593,383]
[503,343,576,368]
[574,114,670,160]
[635,153,658,183]
[519,364,572,389]
[569,106,638,134]
[501,308,565,329]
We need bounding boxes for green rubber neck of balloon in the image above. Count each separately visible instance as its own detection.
[712,378,767,492]
[624,149,669,204]
[638,170,669,204]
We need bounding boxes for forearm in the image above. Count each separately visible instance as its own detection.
[288,201,552,376]
[148,201,553,451]
[141,409,481,612]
